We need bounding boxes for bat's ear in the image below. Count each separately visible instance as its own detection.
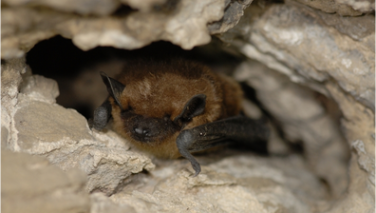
[100,72,125,108]
[174,94,206,125]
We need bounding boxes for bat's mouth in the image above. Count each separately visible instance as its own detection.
[130,130,170,143]
[130,132,161,143]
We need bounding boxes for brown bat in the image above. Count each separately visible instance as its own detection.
[93,58,269,176]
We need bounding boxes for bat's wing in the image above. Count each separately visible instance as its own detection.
[176,116,270,176]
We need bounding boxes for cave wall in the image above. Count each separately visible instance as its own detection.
[1,0,375,213]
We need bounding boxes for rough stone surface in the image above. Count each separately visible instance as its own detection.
[2,150,90,213]
[208,0,254,34]
[15,102,154,195]
[220,1,375,212]
[335,0,375,13]
[91,154,327,213]
[1,59,26,152]
[234,60,350,198]
[2,0,120,15]
[293,0,364,16]
[219,1,374,110]
[1,61,155,197]
[325,83,375,213]
[2,0,226,59]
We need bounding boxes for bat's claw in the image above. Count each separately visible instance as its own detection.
[191,160,201,177]
[177,130,202,177]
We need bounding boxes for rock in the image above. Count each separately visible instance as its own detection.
[19,74,60,103]
[1,58,26,151]
[2,0,120,15]
[1,62,155,196]
[335,0,375,13]
[92,154,327,213]
[234,60,349,198]
[12,99,155,195]
[223,1,374,212]
[1,150,90,213]
[292,0,363,16]
[325,83,375,213]
[220,2,375,110]
[1,0,226,59]
[208,0,254,34]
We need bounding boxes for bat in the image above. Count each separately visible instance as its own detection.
[92,58,269,176]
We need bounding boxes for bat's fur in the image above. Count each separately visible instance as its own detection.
[108,59,243,158]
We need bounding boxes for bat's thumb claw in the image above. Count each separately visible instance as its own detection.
[191,161,201,177]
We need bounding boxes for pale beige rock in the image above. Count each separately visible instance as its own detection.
[1,150,90,213]
[92,154,327,213]
[1,61,155,196]
[2,0,120,15]
[12,97,155,195]
[223,2,374,212]
[208,0,254,34]
[234,60,349,198]
[335,0,375,13]
[20,74,60,103]
[1,0,226,59]
[292,0,363,15]
[325,83,375,213]
[221,2,375,109]
[1,58,26,151]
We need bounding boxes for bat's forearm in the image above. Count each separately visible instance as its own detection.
[176,116,270,176]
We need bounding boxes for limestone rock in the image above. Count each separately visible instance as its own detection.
[234,60,349,198]
[220,2,375,110]
[292,0,363,16]
[2,0,120,15]
[222,2,374,212]
[325,83,375,213]
[208,0,254,34]
[1,62,155,196]
[1,0,226,59]
[92,154,327,213]
[1,150,90,213]
[1,59,26,151]
[335,0,375,13]
[12,97,155,195]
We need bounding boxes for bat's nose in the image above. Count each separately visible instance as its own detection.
[134,127,150,136]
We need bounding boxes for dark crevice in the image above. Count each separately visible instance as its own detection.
[26,36,242,118]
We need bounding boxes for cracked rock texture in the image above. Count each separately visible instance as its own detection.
[1,0,375,213]
[2,150,90,213]
[2,0,226,59]
[91,154,327,213]
[221,1,374,213]
[234,60,350,198]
